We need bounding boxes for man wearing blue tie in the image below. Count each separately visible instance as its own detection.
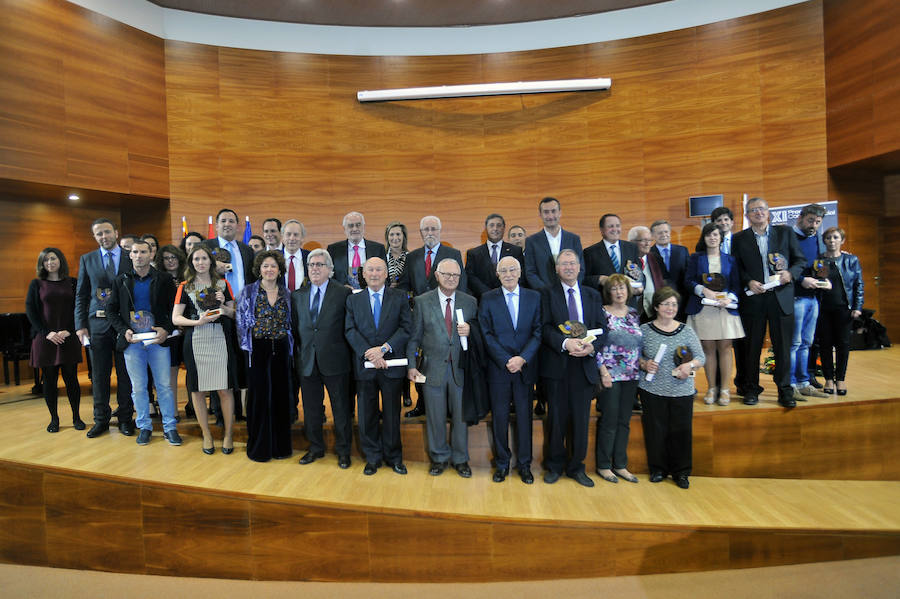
[478,256,542,484]
[711,207,735,256]
[650,220,690,320]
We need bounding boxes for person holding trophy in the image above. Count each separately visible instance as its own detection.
[638,287,705,489]
[172,245,239,455]
[685,223,745,406]
[816,227,864,396]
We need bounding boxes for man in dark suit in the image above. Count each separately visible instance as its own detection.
[583,213,641,304]
[204,208,257,422]
[478,256,541,484]
[540,249,607,487]
[650,220,690,319]
[327,211,387,289]
[345,257,411,476]
[262,217,283,252]
[732,197,806,408]
[465,213,524,299]
[399,215,467,418]
[407,259,478,478]
[75,218,135,438]
[398,215,467,296]
[524,196,584,290]
[292,249,354,469]
[280,219,310,293]
[507,225,527,251]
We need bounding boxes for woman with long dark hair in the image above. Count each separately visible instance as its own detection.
[26,248,84,432]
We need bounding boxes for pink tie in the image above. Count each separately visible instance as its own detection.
[352,245,361,269]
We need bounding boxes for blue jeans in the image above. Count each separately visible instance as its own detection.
[123,342,176,432]
[790,296,819,386]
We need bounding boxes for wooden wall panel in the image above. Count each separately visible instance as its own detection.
[166,2,829,254]
[824,0,900,168]
[0,0,169,197]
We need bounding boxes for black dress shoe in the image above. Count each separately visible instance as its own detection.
[649,472,665,483]
[403,396,412,407]
[338,455,351,469]
[391,462,407,475]
[202,442,215,455]
[743,394,759,406]
[543,471,561,484]
[429,461,448,476]
[73,418,86,431]
[86,423,109,438]
[299,450,325,465]
[119,420,135,436]
[363,461,381,475]
[534,402,546,417]
[567,471,595,487]
[674,475,690,489]
[404,405,425,418]
[47,419,60,433]
[518,468,534,484]
[778,396,796,408]
[493,469,509,483]
[808,377,823,389]
[454,462,472,478]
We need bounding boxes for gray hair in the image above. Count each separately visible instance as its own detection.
[282,219,307,238]
[342,211,365,227]
[306,248,333,272]
[555,248,579,263]
[628,226,651,242]
[420,215,442,230]
[436,258,459,273]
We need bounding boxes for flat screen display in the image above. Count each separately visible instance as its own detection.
[689,194,724,217]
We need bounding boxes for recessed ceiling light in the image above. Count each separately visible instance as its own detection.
[68,193,80,201]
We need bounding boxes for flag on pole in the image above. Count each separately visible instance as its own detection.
[242,215,252,244]
[207,216,215,240]
[181,216,188,238]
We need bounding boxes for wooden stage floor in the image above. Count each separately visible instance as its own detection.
[1,347,898,581]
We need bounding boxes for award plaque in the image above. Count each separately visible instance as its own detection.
[672,345,695,377]
[196,285,222,316]
[94,287,111,318]
[702,273,727,292]
[210,246,232,273]
[130,310,157,341]
[350,266,364,290]
[624,260,644,289]
[812,259,830,288]
[558,320,597,345]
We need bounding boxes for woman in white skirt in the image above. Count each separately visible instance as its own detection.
[684,223,745,406]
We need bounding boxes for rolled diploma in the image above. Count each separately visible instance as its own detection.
[456,308,468,351]
[645,343,667,382]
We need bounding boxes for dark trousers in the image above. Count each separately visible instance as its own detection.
[301,362,352,456]
[43,363,81,420]
[246,337,293,462]
[489,379,533,470]
[732,335,758,393]
[357,374,403,466]
[544,360,593,476]
[817,307,852,381]
[740,297,794,398]
[640,390,693,478]
[595,379,638,470]
[88,328,132,424]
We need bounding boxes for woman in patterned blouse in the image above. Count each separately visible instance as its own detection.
[236,250,294,462]
[595,274,643,484]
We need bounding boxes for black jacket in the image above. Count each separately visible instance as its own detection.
[108,268,176,351]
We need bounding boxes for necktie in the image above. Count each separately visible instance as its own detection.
[445,297,453,338]
[104,252,115,277]
[663,247,671,270]
[224,242,237,291]
[507,292,517,328]
[310,287,320,322]
[425,250,433,278]
[372,292,381,329]
[352,245,361,269]
[288,255,296,290]
[640,256,645,269]
[567,288,579,322]
[491,244,499,265]
[610,245,620,272]
[722,235,730,254]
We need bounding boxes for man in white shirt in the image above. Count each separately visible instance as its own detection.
[281,219,309,293]
[262,218,283,252]
[327,211,387,288]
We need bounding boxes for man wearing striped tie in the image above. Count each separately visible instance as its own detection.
[711,207,735,255]
[464,213,524,300]
[583,214,640,309]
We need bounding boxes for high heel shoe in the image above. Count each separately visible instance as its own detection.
[202,437,215,455]
[222,436,234,455]
[703,387,718,405]
[72,417,86,431]
[717,389,731,406]
[836,381,847,396]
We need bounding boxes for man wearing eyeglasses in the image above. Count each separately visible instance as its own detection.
[731,197,806,408]
[398,215,468,297]
[327,212,387,289]
[407,259,478,478]
[292,249,354,469]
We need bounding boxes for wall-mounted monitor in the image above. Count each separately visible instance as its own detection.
[689,194,724,217]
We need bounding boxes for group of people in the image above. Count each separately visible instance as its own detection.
[25,195,863,491]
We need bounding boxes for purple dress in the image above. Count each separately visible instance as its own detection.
[26,278,82,368]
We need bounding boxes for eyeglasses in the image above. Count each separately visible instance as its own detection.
[747,207,768,214]
[557,261,578,267]
[307,262,328,269]
[421,227,440,233]
[497,268,520,275]
[345,223,363,229]
[658,300,679,308]
[437,272,460,279]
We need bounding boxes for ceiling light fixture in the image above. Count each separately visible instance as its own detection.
[357,77,611,102]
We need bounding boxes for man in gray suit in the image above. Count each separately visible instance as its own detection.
[75,218,134,438]
[407,258,478,478]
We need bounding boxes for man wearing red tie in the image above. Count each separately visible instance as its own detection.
[281,219,310,293]
[327,211,387,289]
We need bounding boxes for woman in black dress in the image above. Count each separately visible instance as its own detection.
[172,246,239,454]
[236,251,294,462]
[25,248,84,432]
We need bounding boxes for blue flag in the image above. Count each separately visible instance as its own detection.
[242,216,252,245]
